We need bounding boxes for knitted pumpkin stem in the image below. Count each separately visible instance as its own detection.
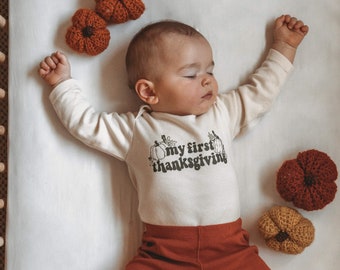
[82,26,94,37]
[275,231,289,242]
[304,174,315,186]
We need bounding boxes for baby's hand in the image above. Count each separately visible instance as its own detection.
[273,15,309,49]
[39,51,71,88]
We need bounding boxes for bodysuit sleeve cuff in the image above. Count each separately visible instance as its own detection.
[49,79,80,104]
[267,49,294,74]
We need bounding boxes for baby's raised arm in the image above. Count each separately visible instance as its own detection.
[39,51,71,88]
[271,15,309,63]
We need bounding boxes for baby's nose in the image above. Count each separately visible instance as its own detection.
[201,76,211,87]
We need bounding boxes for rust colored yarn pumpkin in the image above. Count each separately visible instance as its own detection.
[95,0,145,24]
[277,149,338,211]
[258,206,315,254]
[66,9,110,55]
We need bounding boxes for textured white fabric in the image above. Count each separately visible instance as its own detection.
[7,0,340,269]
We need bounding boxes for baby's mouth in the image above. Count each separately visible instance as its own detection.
[202,91,213,100]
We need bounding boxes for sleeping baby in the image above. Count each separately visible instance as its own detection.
[39,14,308,270]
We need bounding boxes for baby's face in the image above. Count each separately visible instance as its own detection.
[150,34,218,116]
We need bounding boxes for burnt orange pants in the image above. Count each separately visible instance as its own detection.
[126,218,270,270]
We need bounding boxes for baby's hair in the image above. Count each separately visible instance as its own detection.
[125,20,205,90]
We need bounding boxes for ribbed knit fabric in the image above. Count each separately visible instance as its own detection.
[95,0,145,24]
[277,149,338,211]
[258,206,315,254]
[66,9,110,55]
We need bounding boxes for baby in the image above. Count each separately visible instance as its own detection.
[39,15,308,270]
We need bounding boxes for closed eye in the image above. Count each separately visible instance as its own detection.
[184,75,197,79]
[183,72,213,79]
[179,60,215,79]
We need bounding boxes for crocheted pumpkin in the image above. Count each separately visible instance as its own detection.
[277,149,338,211]
[66,9,110,55]
[258,206,315,254]
[95,0,145,24]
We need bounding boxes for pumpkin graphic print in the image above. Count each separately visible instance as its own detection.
[149,135,177,163]
[149,131,228,173]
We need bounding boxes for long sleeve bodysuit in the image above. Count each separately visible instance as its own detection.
[50,49,293,226]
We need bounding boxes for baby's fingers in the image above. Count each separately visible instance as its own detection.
[44,55,58,69]
[293,20,304,30]
[39,60,50,72]
[292,20,309,35]
[287,16,298,30]
[54,51,68,66]
[300,25,309,35]
[39,61,51,77]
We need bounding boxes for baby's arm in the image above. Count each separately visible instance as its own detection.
[271,15,309,63]
[38,52,135,160]
[39,51,71,88]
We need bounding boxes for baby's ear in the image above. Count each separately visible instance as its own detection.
[135,79,159,105]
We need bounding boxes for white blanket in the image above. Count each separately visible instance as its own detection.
[7,0,340,269]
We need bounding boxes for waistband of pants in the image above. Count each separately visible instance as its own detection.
[144,218,242,240]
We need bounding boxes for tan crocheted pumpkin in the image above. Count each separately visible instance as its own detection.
[95,0,145,24]
[258,206,315,254]
[65,9,110,55]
